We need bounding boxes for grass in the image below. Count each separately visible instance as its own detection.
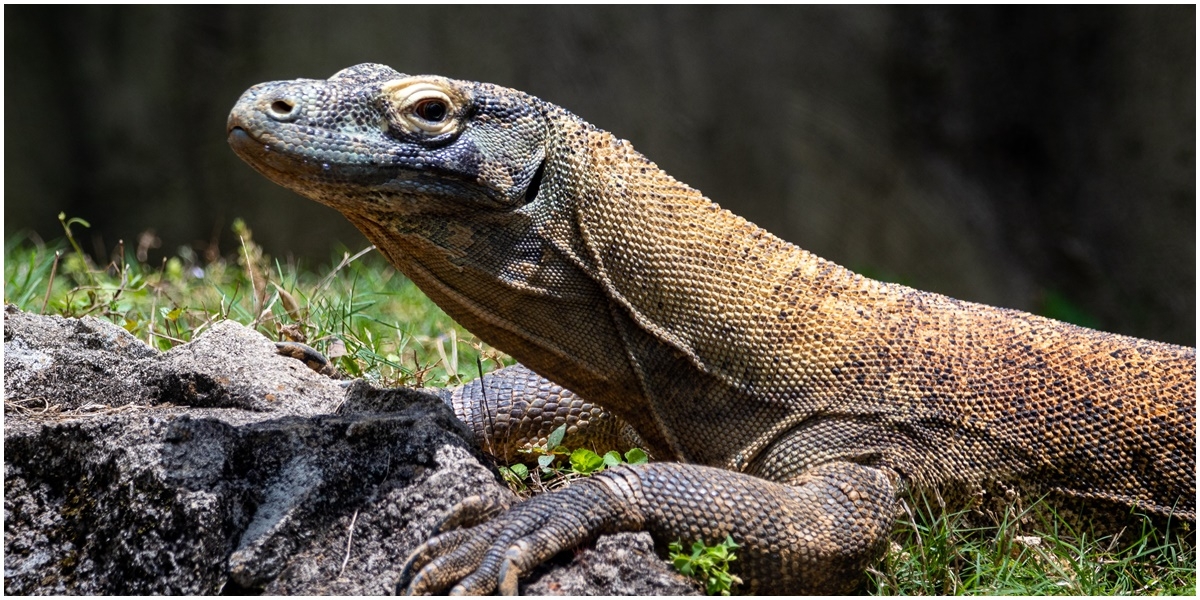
[870,496,1195,595]
[3,218,511,388]
[4,220,1195,595]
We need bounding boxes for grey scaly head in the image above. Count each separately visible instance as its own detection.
[229,63,549,213]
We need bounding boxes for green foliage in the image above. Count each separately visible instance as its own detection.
[4,219,512,387]
[569,447,648,475]
[622,447,649,465]
[498,462,531,491]
[569,447,606,474]
[499,423,651,494]
[868,497,1195,595]
[669,535,743,596]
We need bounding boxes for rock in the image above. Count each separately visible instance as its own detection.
[1,307,345,415]
[523,532,702,596]
[3,307,161,412]
[3,306,698,595]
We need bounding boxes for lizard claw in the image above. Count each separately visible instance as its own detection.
[436,494,514,533]
[497,543,529,596]
[397,529,476,595]
[274,341,340,378]
[396,473,634,595]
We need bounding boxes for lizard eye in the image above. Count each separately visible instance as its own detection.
[413,98,447,123]
[383,80,462,136]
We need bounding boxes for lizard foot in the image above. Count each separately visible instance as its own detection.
[397,473,634,595]
[397,461,898,595]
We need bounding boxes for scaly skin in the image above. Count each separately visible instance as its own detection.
[433,364,646,464]
[227,64,1195,594]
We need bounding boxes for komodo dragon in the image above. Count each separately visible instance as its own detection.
[227,63,1196,595]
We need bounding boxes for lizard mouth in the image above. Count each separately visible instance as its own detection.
[227,125,385,190]
[227,126,309,179]
[226,125,391,208]
[228,125,513,212]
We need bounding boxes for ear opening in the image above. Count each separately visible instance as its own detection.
[521,158,546,206]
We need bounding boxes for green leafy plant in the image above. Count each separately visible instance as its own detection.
[498,462,531,492]
[569,447,606,474]
[516,423,649,476]
[669,535,743,596]
[501,423,650,494]
[509,422,572,478]
[571,447,649,475]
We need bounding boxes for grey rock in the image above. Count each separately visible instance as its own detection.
[3,307,698,595]
[1,306,344,415]
[523,532,702,596]
[154,319,346,415]
[3,307,160,412]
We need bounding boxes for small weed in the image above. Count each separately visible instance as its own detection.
[669,535,743,596]
[497,423,650,495]
[497,463,531,492]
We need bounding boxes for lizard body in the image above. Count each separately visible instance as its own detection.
[228,64,1195,594]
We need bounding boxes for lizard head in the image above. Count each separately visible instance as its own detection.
[228,63,549,214]
[228,65,648,423]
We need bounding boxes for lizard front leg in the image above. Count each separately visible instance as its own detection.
[437,364,647,463]
[398,461,898,595]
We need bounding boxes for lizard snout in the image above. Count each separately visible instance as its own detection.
[227,81,309,135]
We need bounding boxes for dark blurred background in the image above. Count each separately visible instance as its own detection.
[5,5,1195,345]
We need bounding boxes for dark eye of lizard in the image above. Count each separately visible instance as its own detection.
[413,98,448,122]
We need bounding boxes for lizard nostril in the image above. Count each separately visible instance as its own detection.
[267,98,299,121]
